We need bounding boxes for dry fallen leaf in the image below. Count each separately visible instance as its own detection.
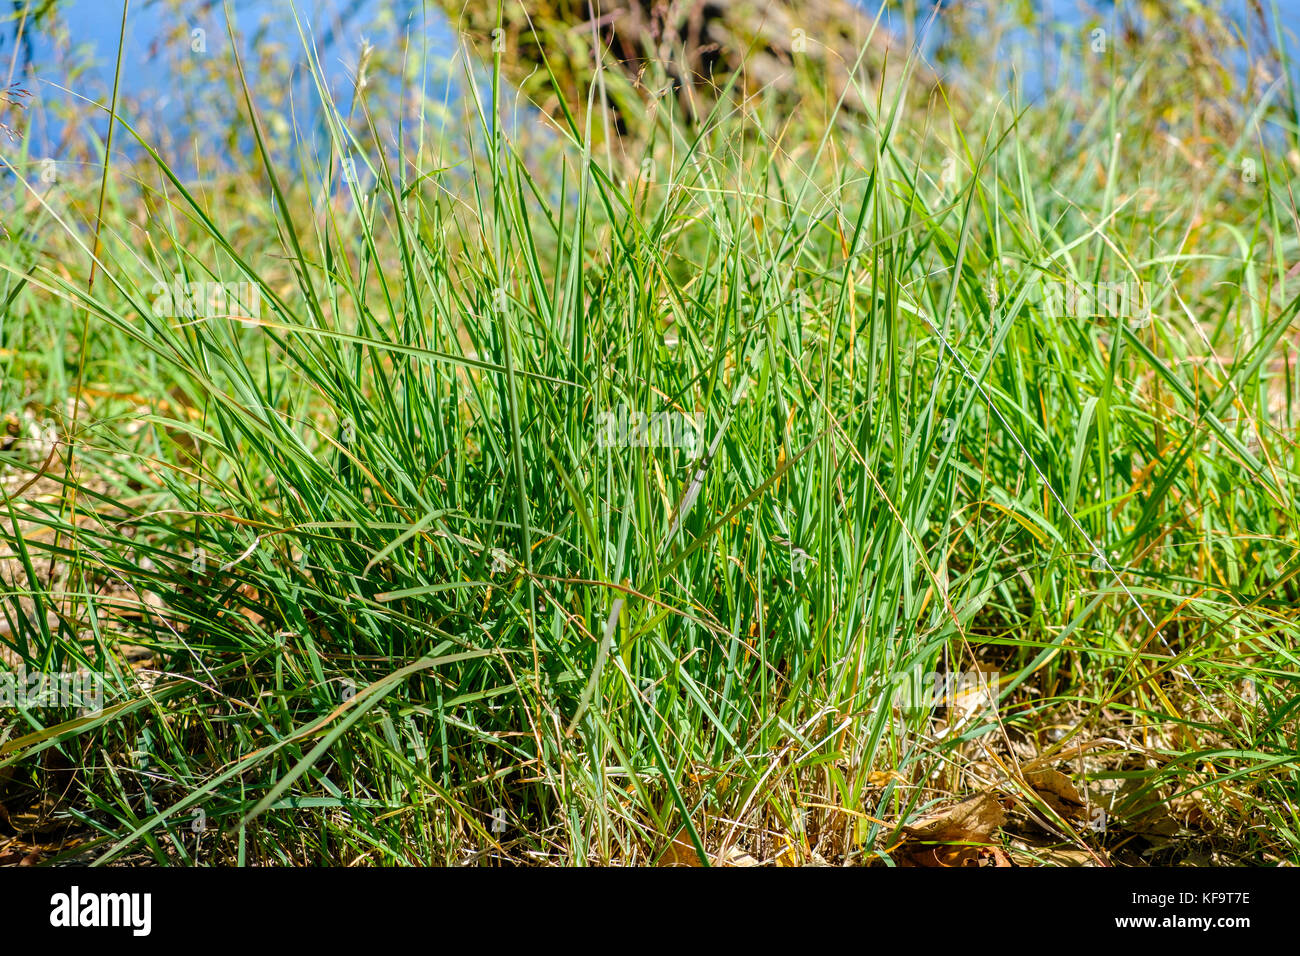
[1025,768,1088,820]
[722,847,761,866]
[657,834,702,867]
[867,769,907,787]
[902,792,1006,840]
[773,837,801,867]
[657,834,761,867]
[896,792,1010,867]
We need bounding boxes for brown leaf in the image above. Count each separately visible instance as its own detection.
[722,847,761,866]
[658,834,762,866]
[896,792,1007,867]
[1026,768,1087,820]
[657,835,703,867]
[867,769,907,787]
[902,792,1006,841]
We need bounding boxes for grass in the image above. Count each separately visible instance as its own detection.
[1,0,1299,865]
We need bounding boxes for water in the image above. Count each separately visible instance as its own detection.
[1,0,458,178]
[2,0,1298,174]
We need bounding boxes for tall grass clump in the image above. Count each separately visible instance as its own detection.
[1,3,1299,865]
